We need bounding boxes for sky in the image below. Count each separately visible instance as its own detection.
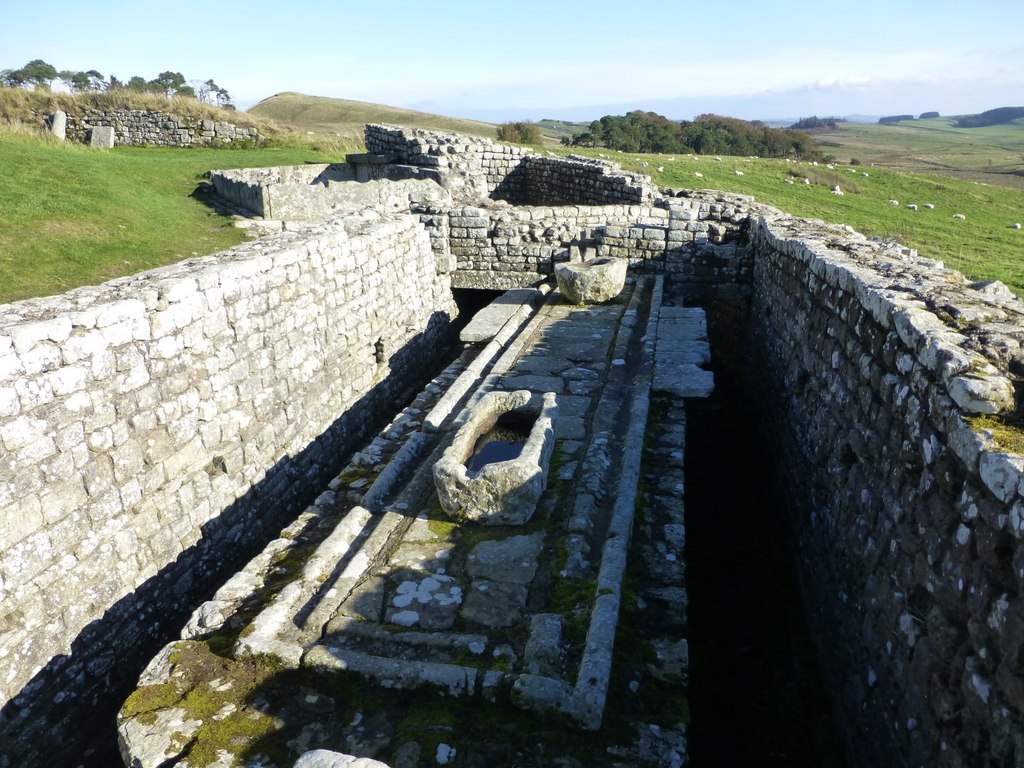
[2,0,1022,123]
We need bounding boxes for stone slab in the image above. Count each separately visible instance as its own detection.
[89,125,115,148]
[460,288,540,343]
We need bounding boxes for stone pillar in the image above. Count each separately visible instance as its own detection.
[49,110,67,140]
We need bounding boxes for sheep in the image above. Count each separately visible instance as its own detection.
[802,178,811,185]
[906,204,918,210]
[657,166,664,173]
[714,156,722,161]
[1014,223,1022,229]
[862,172,869,177]
[694,172,704,178]
[784,178,795,184]
[923,204,935,209]
[735,170,745,176]
[953,213,966,220]
[848,168,858,173]
[831,186,844,195]
[888,199,899,206]
[827,164,835,169]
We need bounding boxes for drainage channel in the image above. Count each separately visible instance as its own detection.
[683,365,848,766]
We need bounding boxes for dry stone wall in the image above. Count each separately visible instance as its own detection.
[522,155,654,206]
[0,213,456,765]
[749,215,1024,768]
[41,108,261,147]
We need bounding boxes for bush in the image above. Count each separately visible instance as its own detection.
[496,121,541,144]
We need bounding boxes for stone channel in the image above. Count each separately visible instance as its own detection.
[117,277,712,767]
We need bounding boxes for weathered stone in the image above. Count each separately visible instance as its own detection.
[293,749,392,768]
[555,258,628,304]
[49,110,66,140]
[89,125,115,148]
[433,390,557,525]
[466,533,544,584]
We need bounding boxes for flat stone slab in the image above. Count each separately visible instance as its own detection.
[654,306,714,398]
[460,288,540,343]
[466,533,544,584]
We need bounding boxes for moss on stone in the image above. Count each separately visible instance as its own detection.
[968,414,1024,454]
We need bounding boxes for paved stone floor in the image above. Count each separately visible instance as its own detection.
[118,278,711,768]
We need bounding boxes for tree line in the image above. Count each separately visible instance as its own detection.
[565,111,818,159]
[0,59,232,107]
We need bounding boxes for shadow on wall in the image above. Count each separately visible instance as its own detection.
[0,312,455,768]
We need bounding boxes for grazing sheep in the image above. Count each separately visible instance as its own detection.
[735,170,744,176]
[812,161,819,166]
[924,204,935,209]
[640,162,648,167]
[848,168,857,173]
[888,199,899,205]
[667,157,675,161]
[862,172,869,177]
[953,213,966,220]
[784,178,795,184]
[657,166,664,173]
[831,186,843,195]
[694,172,704,178]
[827,164,835,169]
[1014,223,1022,229]
[907,204,918,210]
[714,156,722,161]
[802,178,811,184]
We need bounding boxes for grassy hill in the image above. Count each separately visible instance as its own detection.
[809,112,1024,189]
[248,92,499,141]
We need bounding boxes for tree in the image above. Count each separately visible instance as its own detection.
[192,78,232,107]
[126,75,150,92]
[14,59,58,89]
[148,70,190,97]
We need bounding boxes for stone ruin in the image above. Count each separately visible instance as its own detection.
[1,123,1023,768]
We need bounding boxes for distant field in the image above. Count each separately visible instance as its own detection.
[811,116,1024,189]
[248,92,498,141]
[563,146,1024,293]
[0,128,335,303]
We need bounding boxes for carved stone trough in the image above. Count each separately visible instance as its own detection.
[554,257,628,304]
[433,389,558,525]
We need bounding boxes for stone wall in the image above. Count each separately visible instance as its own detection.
[749,214,1024,768]
[522,155,655,206]
[0,214,456,765]
[444,193,757,295]
[52,108,261,147]
[211,164,450,223]
[362,124,655,207]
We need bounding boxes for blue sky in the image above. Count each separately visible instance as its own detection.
[2,0,1022,121]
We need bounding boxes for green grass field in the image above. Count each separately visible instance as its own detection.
[2,117,1022,305]
[810,116,1024,189]
[248,92,499,141]
[559,146,1024,291]
[0,128,337,303]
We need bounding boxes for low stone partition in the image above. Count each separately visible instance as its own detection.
[749,214,1024,768]
[0,212,456,764]
[210,163,448,222]
[523,155,654,206]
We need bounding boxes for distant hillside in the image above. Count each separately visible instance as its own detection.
[535,118,590,142]
[248,92,498,140]
[955,106,1024,128]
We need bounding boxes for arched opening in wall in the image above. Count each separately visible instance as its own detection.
[683,299,848,767]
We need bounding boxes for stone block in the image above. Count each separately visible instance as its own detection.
[89,125,115,148]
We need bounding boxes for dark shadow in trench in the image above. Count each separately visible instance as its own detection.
[683,303,848,768]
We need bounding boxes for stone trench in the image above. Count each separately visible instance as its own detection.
[116,272,713,768]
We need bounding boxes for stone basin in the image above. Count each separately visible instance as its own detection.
[433,389,558,525]
[554,257,628,304]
